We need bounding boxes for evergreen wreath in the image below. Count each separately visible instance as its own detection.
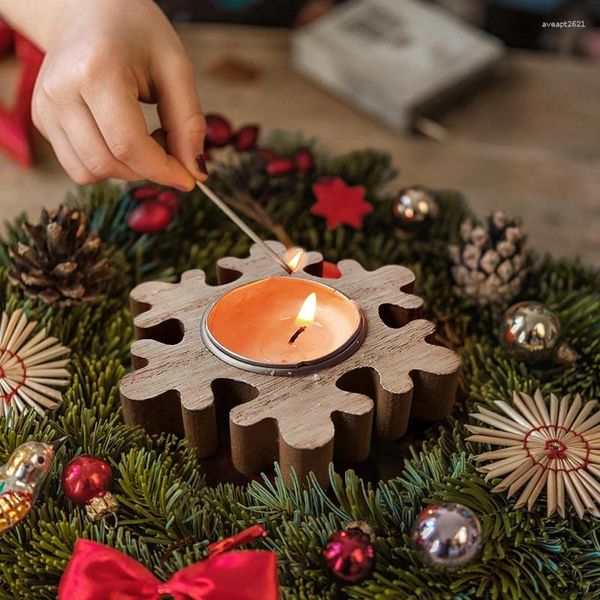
[0,131,598,599]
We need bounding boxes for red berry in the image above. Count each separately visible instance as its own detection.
[131,185,161,201]
[322,261,341,279]
[61,455,113,506]
[205,114,233,148]
[157,190,180,215]
[294,148,315,173]
[322,528,375,584]
[128,200,172,233]
[257,147,280,164]
[233,124,260,152]
[266,158,295,177]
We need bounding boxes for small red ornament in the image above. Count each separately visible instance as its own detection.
[259,147,315,177]
[61,455,119,522]
[131,185,160,201]
[157,190,180,215]
[130,186,179,215]
[205,114,233,148]
[233,124,260,152]
[266,158,295,177]
[311,177,373,230]
[322,260,341,279]
[322,523,375,584]
[293,148,315,173]
[257,147,280,164]
[128,200,172,233]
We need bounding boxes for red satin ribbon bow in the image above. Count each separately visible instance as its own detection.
[58,525,279,600]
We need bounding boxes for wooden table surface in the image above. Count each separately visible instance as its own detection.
[1,25,599,266]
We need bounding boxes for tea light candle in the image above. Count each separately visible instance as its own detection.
[201,277,365,375]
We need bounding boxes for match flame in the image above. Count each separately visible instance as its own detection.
[287,249,304,272]
[296,292,317,325]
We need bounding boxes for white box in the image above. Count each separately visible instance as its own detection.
[291,0,504,132]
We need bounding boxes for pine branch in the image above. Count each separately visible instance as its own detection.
[0,131,598,598]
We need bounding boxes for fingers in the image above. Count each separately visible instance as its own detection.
[153,55,207,182]
[151,128,168,149]
[55,98,144,182]
[82,83,196,190]
[32,91,96,185]
[33,48,200,189]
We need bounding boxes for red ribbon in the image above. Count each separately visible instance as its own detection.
[59,526,279,600]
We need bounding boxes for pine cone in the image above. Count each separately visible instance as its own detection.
[8,206,114,306]
[449,211,529,306]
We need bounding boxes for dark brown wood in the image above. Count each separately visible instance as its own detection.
[119,242,460,487]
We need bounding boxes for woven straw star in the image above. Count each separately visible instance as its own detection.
[466,390,600,519]
[0,309,70,417]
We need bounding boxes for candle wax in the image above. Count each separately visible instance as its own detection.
[206,277,361,366]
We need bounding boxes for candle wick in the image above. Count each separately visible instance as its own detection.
[288,326,307,344]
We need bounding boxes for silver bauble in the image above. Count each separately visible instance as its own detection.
[392,186,438,232]
[411,503,482,570]
[500,301,561,364]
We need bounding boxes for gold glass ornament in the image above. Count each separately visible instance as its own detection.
[392,186,438,233]
[500,301,560,364]
[0,438,65,533]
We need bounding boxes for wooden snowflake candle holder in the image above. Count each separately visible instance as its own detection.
[119,242,460,486]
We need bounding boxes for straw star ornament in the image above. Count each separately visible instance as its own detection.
[0,309,70,417]
[467,390,600,519]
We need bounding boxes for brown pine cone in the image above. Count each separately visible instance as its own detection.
[8,206,114,306]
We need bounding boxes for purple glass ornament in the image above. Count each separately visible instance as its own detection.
[322,527,375,584]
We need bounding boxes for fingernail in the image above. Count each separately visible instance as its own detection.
[195,154,208,176]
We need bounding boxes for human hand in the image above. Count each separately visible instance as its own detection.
[30,0,206,189]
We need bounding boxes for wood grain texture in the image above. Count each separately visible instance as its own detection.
[120,242,460,486]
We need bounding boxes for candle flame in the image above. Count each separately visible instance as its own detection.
[296,292,317,325]
[287,249,304,272]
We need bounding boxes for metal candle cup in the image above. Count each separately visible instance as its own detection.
[201,277,366,376]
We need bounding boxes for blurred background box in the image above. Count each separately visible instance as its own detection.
[292,0,505,132]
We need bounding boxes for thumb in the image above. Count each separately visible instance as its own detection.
[154,58,208,183]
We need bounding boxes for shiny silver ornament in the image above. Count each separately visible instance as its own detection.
[500,301,561,364]
[411,503,482,570]
[392,186,438,232]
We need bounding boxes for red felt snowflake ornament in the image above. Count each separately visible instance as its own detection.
[311,177,373,230]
